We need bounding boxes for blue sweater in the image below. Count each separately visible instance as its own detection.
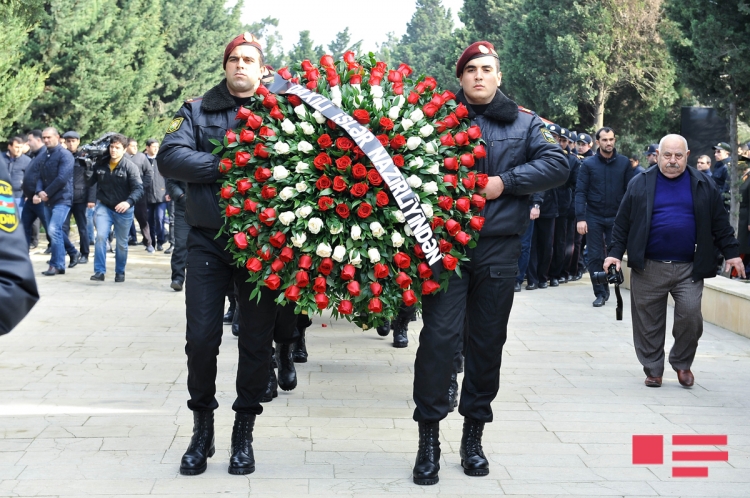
[645,170,696,262]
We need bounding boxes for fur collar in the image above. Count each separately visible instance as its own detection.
[456,89,519,124]
[201,79,236,112]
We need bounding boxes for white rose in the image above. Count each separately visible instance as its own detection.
[295,182,308,193]
[422,181,439,194]
[307,217,323,234]
[406,136,422,150]
[369,221,385,238]
[331,96,342,107]
[349,250,362,267]
[372,97,383,111]
[297,141,313,154]
[312,111,326,124]
[410,109,425,122]
[367,247,381,263]
[295,161,310,173]
[404,225,413,236]
[407,175,422,189]
[392,95,405,107]
[351,225,362,240]
[388,106,402,120]
[409,157,424,169]
[281,119,296,134]
[273,165,290,180]
[421,203,434,218]
[419,124,434,138]
[330,85,342,101]
[316,242,332,258]
[294,105,307,120]
[426,162,440,175]
[329,223,343,235]
[370,85,384,98]
[279,186,296,201]
[295,205,313,219]
[425,141,439,155]
[300,122,315,135]
[332,245,346,262]
[351,83,361,93]
[393,210,406,223]
[278,211,296,226]
[291,232,306,247]
[274,141,290,155]
[391,231,405,248]
[401,118,414,131]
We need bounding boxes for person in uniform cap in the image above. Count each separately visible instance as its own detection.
[712,142,731,204]
[550,127,580,285]
[410,40,568,485]
[645,144,659,168]
[576,133,593,158]
[157,32,299,477]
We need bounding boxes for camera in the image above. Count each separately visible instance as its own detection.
[591,264,624,286]
[77,132,117,178]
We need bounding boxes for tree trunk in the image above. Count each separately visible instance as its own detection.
[594,86,606,132]
[729,101,739,236]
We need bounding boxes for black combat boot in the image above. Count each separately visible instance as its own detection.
[276,343,297,391]
[460,417,489,476]
[292,314,312,363]
[412,421,440,485]
[179,411,215,476]
[231,305,240,337]
[228,413,256,475]
[261,353,278,403]
[391,315,409,348]
[223,297,236,323]
[376,319,391,337]
[447,373,459,412]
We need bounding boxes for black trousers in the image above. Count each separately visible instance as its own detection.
[565,215,582,277]
[130,199,151,247]
[586,214,614,298]
[185,228,297,414]
[527,217,555,285]
[169,204,189,284]
[413,236,519,424]
[549,215,568,280]
[168,200,175,244]
[62,202,90,256]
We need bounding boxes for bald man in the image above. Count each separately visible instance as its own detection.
[604,134,744,389]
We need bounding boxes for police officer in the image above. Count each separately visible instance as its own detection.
[410,41,568,485]
[0,154,39,335]
[549,127,580,285]
[157,33,298,477]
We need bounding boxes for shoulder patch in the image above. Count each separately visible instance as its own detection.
[185,97,203,103]
[540,128,557,144]
[0,181,19,233]
[166,117,184,134]
[518,106,535,116]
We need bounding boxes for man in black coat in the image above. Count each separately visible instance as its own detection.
[62,131,95,265]
[6,136,31,217]
[125,138,153,250]
[410,41,568,485]
[165,177,187,291]
[604,134,744,388]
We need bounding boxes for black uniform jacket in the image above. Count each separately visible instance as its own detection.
[166,178,187,209]
[87,155,143,209]
[457,90,569,238]
[72,153,97,204]
[608,166,739,281]
[0,156,39,335]
[575,148,636,221]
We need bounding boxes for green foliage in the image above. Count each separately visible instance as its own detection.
[288,30,325,64]
[459,0,519,45]
[247,17,285,69]
[327,28,363,59]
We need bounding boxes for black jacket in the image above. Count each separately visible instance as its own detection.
[87,155,143,209]
[712,160,729,193]
[575,148,637,221]
[608,166,739,281]
[555,149,580,217]
[7,154,30,196]
[456,90,569,237]
[126,152,153,200]
[146,155,168,204]
[71,153,97,204]
[22,146,46,199]
[38,145,74,207]
[0,156,39,335]
[166,178,187,209]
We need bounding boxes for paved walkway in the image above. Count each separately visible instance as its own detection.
[1,247,749,497]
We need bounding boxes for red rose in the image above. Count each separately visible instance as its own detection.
[299,255,312,269]
[379,117,395,130]
[431,216,445,229]
[246,257,262,272]
[455,231,471,245]
[269,106,284,120]
[317,134,333,148]
[461,154,476,168]
[346,281,360,297]
[403,290,418,306]
[220,186,235,199]
[393,81,405,94]
[455,131,469,146]
[235,151,251,167]
[247,225,259,237]
[442,254,458,271]
[259,207,276,226]
[264,274,281,290]
[348,74,360,84]
[271,259,284,273]
[320,54,334,67]
[441,90,455,102]
[422,280,441,295]
[333,176,348,192]
[407,92,419,105]
[269,231,286,248]
[296,270,309,287]
[226,205,241,217]
[390,134,406,149]
[340,264,356,281]
[352,146,365,160]
[318,258,334,276]
[397,63,413,76]
[236,178,252,194]
[443,113,460,129]
[393,252,411,269]
[284,285,300,302]
[233,232,248,249]
[338,299,354,315]
[253,143,269,159]
[443,174,458,188]
[219,158,232,173]
[313,153,332,171]
[369,74,383,86]
[244,199,258,212]
[368,298,383,313]
[255,85,269,97]
[444,157,458,171]
[467,125,482,140]
[387,70,402,83]
[437,196,453,211]
[353,109,370,125]
[279,247,294,262]
[287,94,302,106]
[336,137,354,151]
[456,197,471,213]
[313,276,327,293]
[370,282,383,296]
[356,202,373,218]
[367,169,383,186]
[415,81,427,94]
[306,68,320,81]
[335,203,350,218]
[254,167,271,182]
[239,129,255,143]
[476,173,489,188]
[469,216,485,231]
[417,262,433,279]
[262,94,278,109]
[376,134,389,147]
[318,196,334,211]
[423,103,439,118]
[316,175,332,190]
[430,94,445,107]
[375,190,389,207]
[414,244,425,259]
[306,80,317,90]
[471,193,486,210]
[392,155,405,167]
[335,156,352,171]
[236,107,252,120]
[395,271,412,289]
[446,219,461,236]
[455,103,469,119]
[440,133,455,147]
[315,293,329,310]
[278,67,292,79]
[352,163,367,179]
[301,60,313,71]
[373,263,389,279]
[344,51,356,64]
[462,175,476,190]
[439,239,453,253]
[259,126,275,138]
[473,145,487,159]
[350,182,369,198]
[246,112,262,130]
[261,185,277,199]
[258,247,272,261]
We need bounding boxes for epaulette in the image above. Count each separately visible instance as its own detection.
[518,105,536,116]
[563,149,569,155]
[185,97,203,104]
[577,154,584,160]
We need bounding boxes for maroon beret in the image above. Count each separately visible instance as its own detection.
[223,32,263,69]
[455,41,500,77]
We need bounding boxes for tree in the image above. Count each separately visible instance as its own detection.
[287,31,324,64]
[247,17,285,69]
[326,28,363,59]
[663,0,750,233]
[459,0,519,46]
